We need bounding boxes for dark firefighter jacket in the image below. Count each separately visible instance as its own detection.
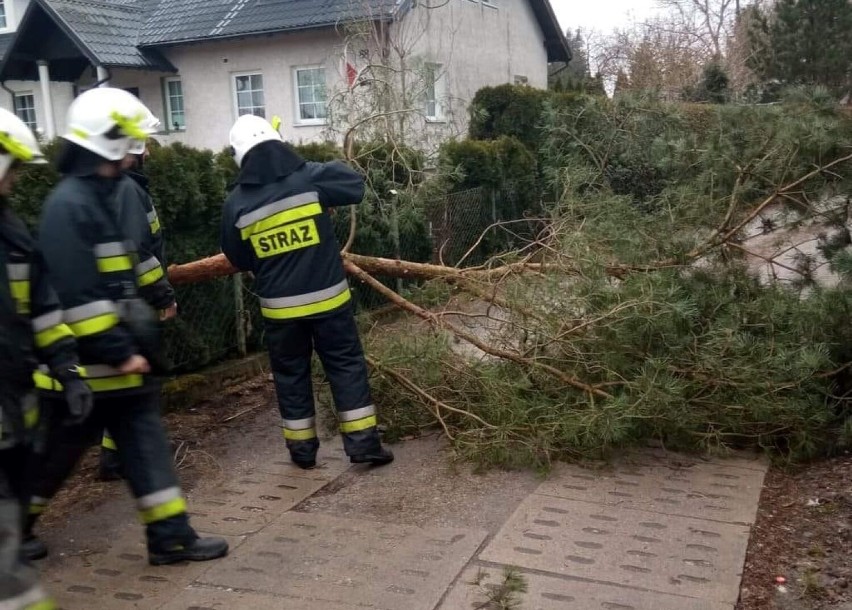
[1,204,79,443]
[220,142,365,321]
[37,174,161,395]
[117,171,175,311]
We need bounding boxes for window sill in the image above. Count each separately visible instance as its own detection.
[425,117,446,124]
[482,2,498,8]
[294,121,328,128]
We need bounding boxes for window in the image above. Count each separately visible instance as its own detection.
[423,63,445,121]
[164,77,185,130]
[233,73,265,118]
[14,94,36,130]
[294,67,328,125]
[0,1,7,29]
[514,75,529,86]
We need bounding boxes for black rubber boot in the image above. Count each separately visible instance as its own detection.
[148,536,229,566]
[20,534,48,561]
[98,449,124,482]
[292,458,317,470]
[350,447,394,466]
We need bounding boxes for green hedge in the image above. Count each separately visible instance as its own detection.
[9,139,433,370]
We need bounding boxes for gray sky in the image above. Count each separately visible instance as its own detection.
[552,0,660,34]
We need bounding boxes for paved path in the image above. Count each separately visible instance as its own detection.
[37,415,766,610]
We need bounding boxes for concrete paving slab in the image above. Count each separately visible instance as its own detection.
[538,455,766,526]
[196,512,488,610]
[186,473,326,536]
[249,432,351,482]
[479,495,750,605]
[44,534,245,610]
[158,586,373,610]
[440,565,734,610]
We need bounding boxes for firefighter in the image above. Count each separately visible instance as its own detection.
[99,109,177,482]
[221,114,394,469]
[25,87,228,566]
[0,107,90,609]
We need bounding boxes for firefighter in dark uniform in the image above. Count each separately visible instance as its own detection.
[0,108,90,609]
[221,114,394,469]
[99,109,177,481]
[25,87,228,566]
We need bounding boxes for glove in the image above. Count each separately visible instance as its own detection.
[52,365,94,426]
[62,378,93,426]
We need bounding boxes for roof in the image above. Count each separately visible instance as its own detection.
[0,0,174,82]
[138,0,569,62]
[40,0,175,69]
[0,0,567,80]
[138,0,400,47]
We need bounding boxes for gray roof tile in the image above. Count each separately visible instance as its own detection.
[138,0,398,46]
[45,0,175,69]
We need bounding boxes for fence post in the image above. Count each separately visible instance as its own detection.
[234,273,247,357]
[390,198,403,294]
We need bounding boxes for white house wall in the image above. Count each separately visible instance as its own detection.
[0,80,74,138]
[152,31,342,152]
[400,0,549,114]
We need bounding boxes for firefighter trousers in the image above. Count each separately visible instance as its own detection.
[0,446,53,610]
[266,304,382,463]
[27,390,197,553]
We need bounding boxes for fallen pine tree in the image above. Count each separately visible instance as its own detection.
[167,92,852,467]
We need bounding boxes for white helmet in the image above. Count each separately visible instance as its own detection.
[63,87,156,161]
[128,106,161,155]
[229,114,282,166]
[0,107,45,181]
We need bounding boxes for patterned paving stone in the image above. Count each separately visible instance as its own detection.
[45,534,245,610]
[538,455,766,525]
[197,512,488,610]
[440,565,734,610]
[186,474,327,536]
[251,434,352,482]
[158,586,369,610]
[479,495,750,605]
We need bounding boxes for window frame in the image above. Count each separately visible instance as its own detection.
[513,75,529,86]
[0,1,11,32]
[163,76,186,132]
[293,65,329,127]
[482,0,497,8]
[232,71,266,119]
[422,62,446,123]
[13,92,37,131]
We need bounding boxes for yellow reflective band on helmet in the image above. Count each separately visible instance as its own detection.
[71,128,89,140]
[0,130,35,162]
[340,415,378,434]
[271,116,282,132]
[282,427,317,441]
[68,312,119,337]
[102,434,117,450]
[138,265,164,287]
[138,497,187,525]
[239,202,322,240]
[261,288,350,321]
[110,111,147,140]
[97,255,133,273]
[35,323,74,349]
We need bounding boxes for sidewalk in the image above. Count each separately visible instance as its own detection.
[37,411,766,609]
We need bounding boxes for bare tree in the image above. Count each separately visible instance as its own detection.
[655,0,739,58]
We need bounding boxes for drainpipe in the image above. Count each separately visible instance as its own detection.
[95,65,110,87]
[37,61,56,139]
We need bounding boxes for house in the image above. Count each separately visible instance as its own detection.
[0,0,569,152]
